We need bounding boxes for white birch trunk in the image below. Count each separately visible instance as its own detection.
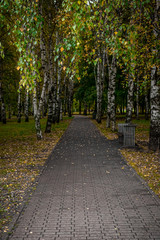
[45,85,53,133]
[96,49,104,123]
[126,74,134,123]
[52,63,57,123]
[149,66,160,150]
[45,34,54,133]
[106,55,116,131]
[149,0,160,151]
[38,28,48,120]
[33,79,43,140]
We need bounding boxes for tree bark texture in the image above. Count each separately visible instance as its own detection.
[45,86,53,133]
[56,63,62,123]
[33,81,43,140]
[52,63,57,124]
[149,66,160,151]
[126,74,134,123]
[106,55,116,131]
[39,30,49,120]
[149,0,160,151]
[96,49,104,123]
[45,34,54,133]
[31,3,49,139]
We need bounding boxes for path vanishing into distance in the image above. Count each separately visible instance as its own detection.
[7,116,160,240]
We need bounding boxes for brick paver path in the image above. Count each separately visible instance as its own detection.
[8,116,160,240]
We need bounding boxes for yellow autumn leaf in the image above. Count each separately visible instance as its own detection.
[60,47,64,52]
[115,31,118,35]
[17,66,20,70]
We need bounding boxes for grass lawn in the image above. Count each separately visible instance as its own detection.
[93,116,160,198]
[0,116,73,235]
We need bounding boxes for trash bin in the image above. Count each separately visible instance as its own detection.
[123,124,136,146]
[118,123,136,146]
[118,123,129,144]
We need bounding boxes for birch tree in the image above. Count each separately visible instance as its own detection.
[106,55,117,130]
[126,73,134,123]
[149,0,160,151]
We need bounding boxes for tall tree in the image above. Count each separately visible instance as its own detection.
[106,55,117,130]
[149,0,160,151]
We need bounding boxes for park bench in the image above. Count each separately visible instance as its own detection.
[118,123,136,147]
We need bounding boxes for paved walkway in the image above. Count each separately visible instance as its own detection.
[8,116,160,240]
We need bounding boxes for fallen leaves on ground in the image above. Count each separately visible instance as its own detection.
[120,148,160,197]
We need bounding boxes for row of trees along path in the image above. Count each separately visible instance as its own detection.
[0,0,160,151]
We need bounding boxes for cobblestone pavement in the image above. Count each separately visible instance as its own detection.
[8,116,160,240]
